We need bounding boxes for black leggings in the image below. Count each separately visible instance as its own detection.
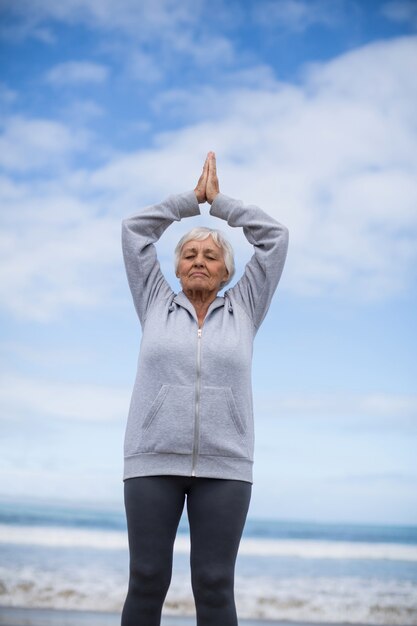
[121,475,252,626]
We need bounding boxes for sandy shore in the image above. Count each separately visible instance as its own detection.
[0,606,377,626]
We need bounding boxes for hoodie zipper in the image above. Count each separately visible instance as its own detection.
[191,327,202,476]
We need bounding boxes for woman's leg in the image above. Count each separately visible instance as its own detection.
[186,477,252,626]
[121,476,186,626]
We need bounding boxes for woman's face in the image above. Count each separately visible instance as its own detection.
[177,235,229,296]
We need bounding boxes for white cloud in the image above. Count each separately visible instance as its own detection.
[257,391,417,422]
[253,0,346,32]
[1,370,415,425]
[172,31,235,67]
[0,164,123,321]
[1,36,417,321]
[3,0,213,39]
[45,60,109,85]
[128,50,164,83]
[2,0,236,70]
[87,36,417,301]
[0,187,121,321]
[64,99,105,121]
[12,0,201,35]
[0,116,90,172]
[32,25,56,44]
[0,373,129,421]
[381,1,417,27]
[0,81,17,105]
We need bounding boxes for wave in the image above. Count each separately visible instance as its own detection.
[1,566,416,625]
[1,523,417,561]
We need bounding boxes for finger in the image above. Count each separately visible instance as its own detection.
[198,155,209,179]
[208,156,217,183]
[202,154,209,176]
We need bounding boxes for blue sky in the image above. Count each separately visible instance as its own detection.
[0,0,416,525]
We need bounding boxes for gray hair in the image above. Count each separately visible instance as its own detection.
[174,227,235,289]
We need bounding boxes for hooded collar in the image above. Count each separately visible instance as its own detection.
[172,291,226,322]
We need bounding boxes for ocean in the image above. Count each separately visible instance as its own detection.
[1,498,416,625]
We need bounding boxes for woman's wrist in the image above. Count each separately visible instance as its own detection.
[194,189,206,204]
[207,191,219,205]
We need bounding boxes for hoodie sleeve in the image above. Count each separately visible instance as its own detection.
[209,192,289,330]
[121,190,201,325]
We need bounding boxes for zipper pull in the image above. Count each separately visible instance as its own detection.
[197,329,202,338]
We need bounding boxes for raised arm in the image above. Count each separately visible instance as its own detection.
[121,191,200,325]
[210,194,289,329]
[204,152,289,329]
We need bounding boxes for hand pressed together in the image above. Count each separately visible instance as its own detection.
[194,151,220,205]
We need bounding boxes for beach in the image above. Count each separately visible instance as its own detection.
[1,500,416,626]
[0,607,374,626]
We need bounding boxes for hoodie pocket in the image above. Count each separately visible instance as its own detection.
[138,384,195,454]
[199,386,249,458]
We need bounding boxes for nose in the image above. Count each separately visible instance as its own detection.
[193,254,205,267]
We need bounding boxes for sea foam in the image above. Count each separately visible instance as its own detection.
[1,523,417,561]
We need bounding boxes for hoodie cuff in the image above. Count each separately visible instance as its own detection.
[209,192,237,220]
[174,190,201,219]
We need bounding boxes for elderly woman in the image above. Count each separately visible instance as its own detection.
[121,152,289,626]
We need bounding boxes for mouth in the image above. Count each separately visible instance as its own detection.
[190,272,208,278]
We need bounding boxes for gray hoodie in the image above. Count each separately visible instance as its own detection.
[121,190,289,483]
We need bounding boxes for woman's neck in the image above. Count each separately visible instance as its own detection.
[183,288,218,326]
